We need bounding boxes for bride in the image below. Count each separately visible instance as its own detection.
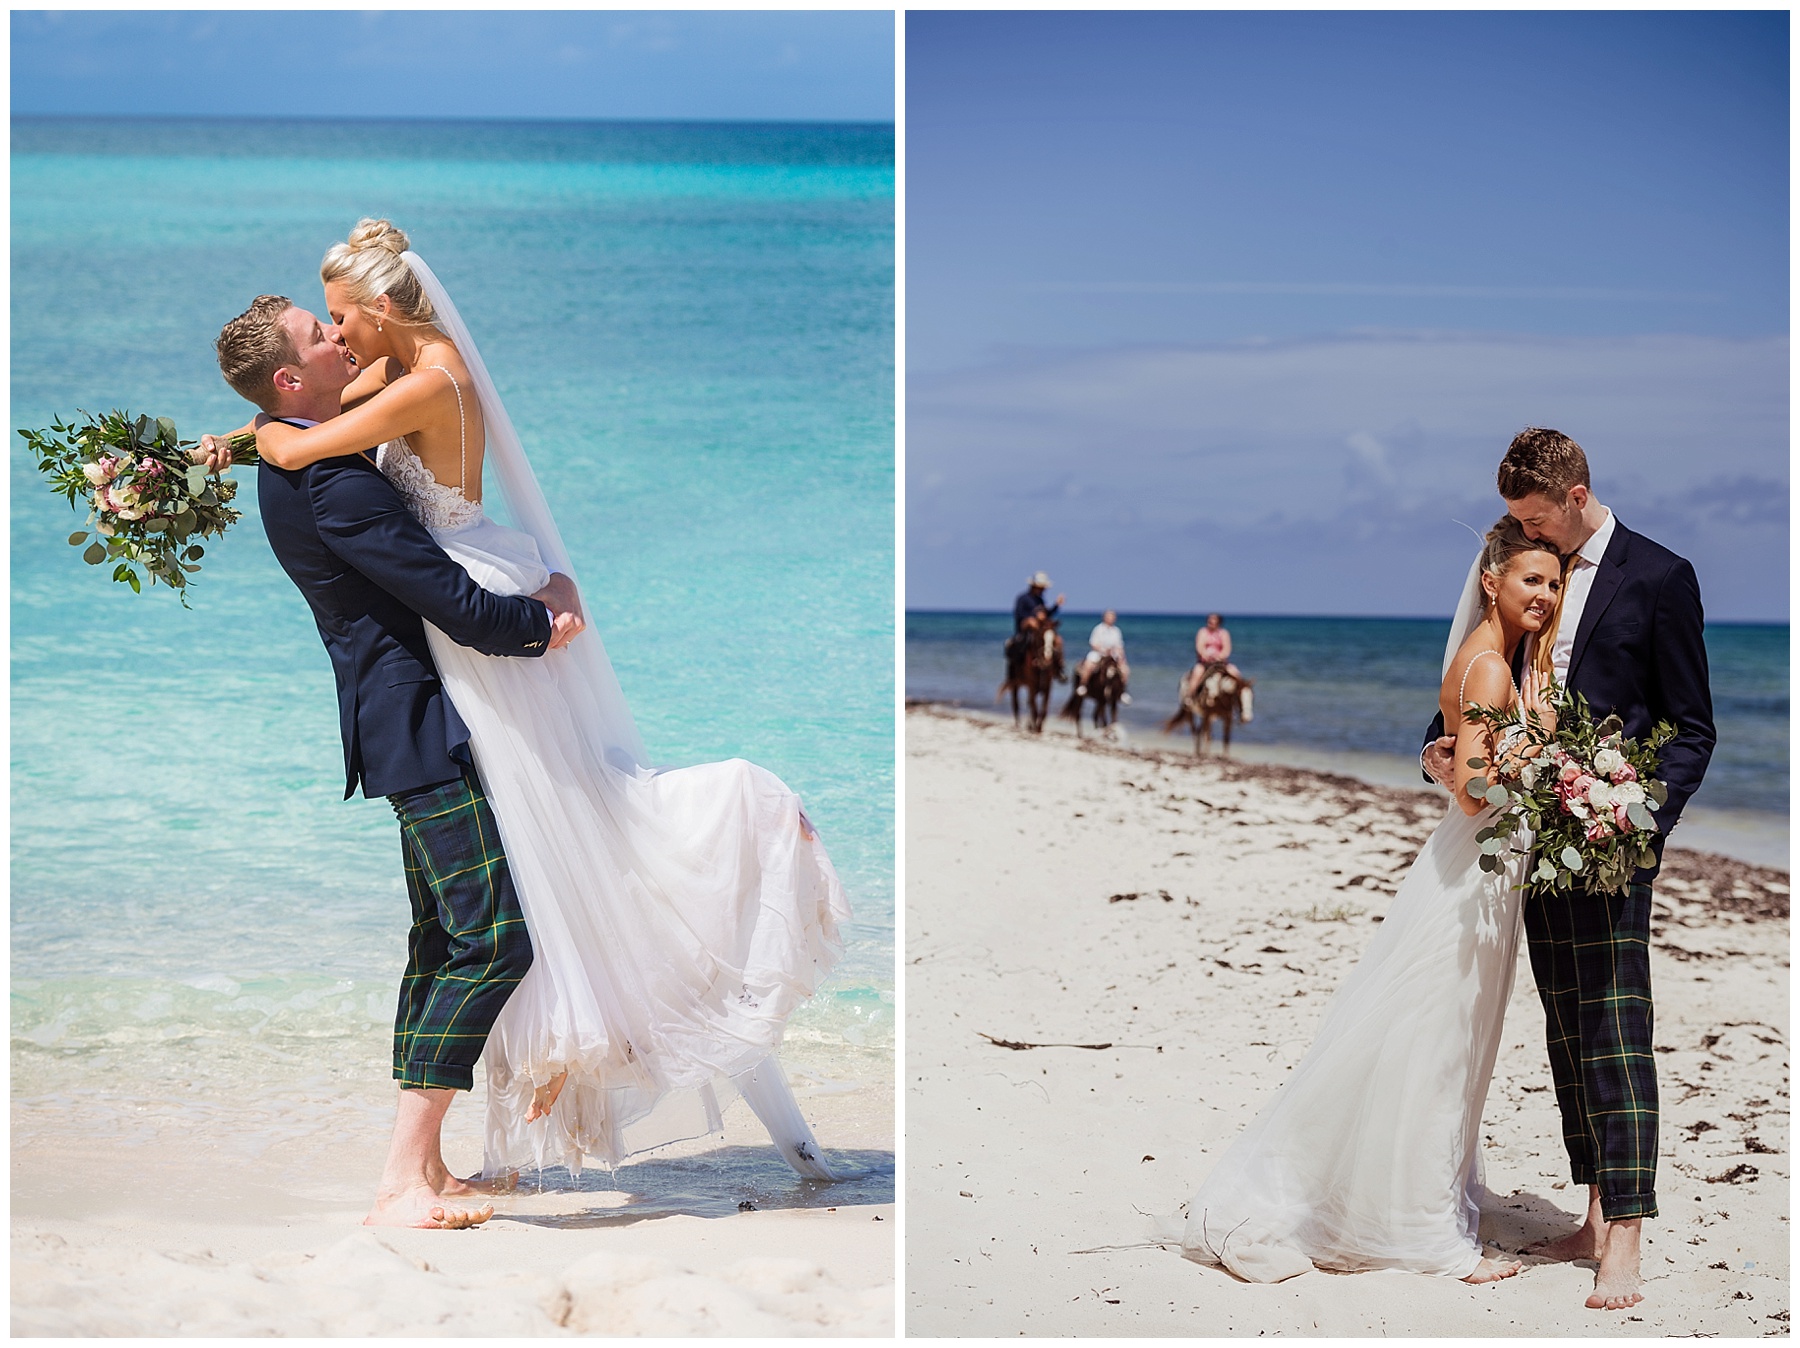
[217,219,851,1184]
[1159,516,1563,1284]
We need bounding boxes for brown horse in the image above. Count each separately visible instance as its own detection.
[997,611,1064,732]
[1162,663,1255,754]
[1060,652,1126,737]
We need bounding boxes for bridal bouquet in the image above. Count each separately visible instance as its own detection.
[20,410,257,606]
[1464,685,1676,895]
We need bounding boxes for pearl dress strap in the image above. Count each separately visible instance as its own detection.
[1458,649,1513,713]
[423,363,468,493]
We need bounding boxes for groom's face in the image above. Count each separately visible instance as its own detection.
[275,306,357,400]
[1506,489,1584,556]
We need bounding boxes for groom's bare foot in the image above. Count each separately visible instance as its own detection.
[1463,1255,1524,1284]
[1524,1226,1604,1262]
[526,1070,569,1122]
[1586,1220,1644,1310]
[437,1169,517,1197]
[365,1184,494,1229]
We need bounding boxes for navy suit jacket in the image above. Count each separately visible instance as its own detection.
[1423,520,1715,877]
[258,451,552,800]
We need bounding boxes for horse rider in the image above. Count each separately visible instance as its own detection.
[1180,612,1241,701]
[1075,608,1132,703]
[1006,572,1065,676]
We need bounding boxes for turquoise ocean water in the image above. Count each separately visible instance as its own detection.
[13,120,894,1144]
[909,610,1787,863]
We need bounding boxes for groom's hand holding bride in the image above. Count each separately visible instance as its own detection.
[532,572,585,649]
[1422,735,1457,791]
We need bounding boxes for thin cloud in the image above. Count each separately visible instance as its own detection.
[1019,281,1726,303]
[908,331,1787,621]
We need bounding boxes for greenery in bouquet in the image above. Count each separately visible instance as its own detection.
[21,410,258,606]
[1464,683,1676,896]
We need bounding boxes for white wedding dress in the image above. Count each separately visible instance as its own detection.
[378,253,851,1180]
[1161,624,1529,1281]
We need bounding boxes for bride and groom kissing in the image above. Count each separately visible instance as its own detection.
[1163,428,1715,1312]
[204,220,850,1228]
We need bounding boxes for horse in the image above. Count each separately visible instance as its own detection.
[1059,652,1126,738]
[997,610,1064,732]
[1162,662,1255,754]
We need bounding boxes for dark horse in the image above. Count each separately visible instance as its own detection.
[1162,662,1255,754]
[1060,652,1125,737]
[997,611,1065,733]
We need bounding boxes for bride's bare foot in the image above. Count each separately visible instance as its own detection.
[1464,1254,1523,1284]
[526,1070,568,1123]
[365,1184,494,1229]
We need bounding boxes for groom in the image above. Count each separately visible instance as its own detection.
[1424,428,1715,1310]
[211,295,585,1228]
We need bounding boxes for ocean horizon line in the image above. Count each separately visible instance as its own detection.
[11,112,895,130]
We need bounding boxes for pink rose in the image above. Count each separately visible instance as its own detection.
[1611,762,1638,784]
[1586,820,1613,842]
[1558,759,1582,783]
[1615,804,1633,832]
[1570,773,1599,800]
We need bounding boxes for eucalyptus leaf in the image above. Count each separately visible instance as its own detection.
[1561,845,1583,871]
[157,417,178,445]
[82,543,106,565]
[1480,836,1506,855]
[67,530,87,545]
[1485,785,1510,808]
[1478,853,1498,873]
[1468,776,1489,796]
[186,465,208,496]
[1466,757,1487,770]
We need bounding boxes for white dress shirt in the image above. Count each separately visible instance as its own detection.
[1544,508,1615,683]
[1089,622,1124,656]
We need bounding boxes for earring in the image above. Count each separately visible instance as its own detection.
[376,318,383,332]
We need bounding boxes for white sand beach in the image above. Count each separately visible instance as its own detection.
[905,706,1788,1336]
[14,1064,892,1335]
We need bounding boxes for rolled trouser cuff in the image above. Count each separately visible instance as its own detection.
[1600,1191,1657,1222]
[396,1059,474,1091]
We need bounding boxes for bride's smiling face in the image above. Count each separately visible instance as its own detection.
[1484,550,1562,631]
[323,279,387,363]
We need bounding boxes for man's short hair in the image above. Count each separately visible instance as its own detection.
[216,295,297,412]
[1496,427,1591,502]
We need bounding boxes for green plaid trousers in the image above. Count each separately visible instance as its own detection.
[387,773,533,1091]
[1523,879,1658,1221]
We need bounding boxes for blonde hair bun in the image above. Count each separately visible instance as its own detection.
[345,217,410,255]
[320,218,434,327]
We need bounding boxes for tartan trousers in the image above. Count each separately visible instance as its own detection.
[1522,879,1658,1221]
[387,773,533,1092]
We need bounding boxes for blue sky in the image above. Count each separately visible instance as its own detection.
[11,11,894,122]
[907,11,1788,621]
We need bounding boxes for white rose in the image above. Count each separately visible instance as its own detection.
[82,462,109,485]
[1611,781,1646,807]
[1593,747,1626,777]
[1587,782,1616,812]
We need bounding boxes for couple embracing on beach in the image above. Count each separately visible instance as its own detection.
[203,219,851,1228]
[1159,428,1714,1311]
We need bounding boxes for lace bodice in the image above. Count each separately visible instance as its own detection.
[374,364,481,535]
[377,435,484,535]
